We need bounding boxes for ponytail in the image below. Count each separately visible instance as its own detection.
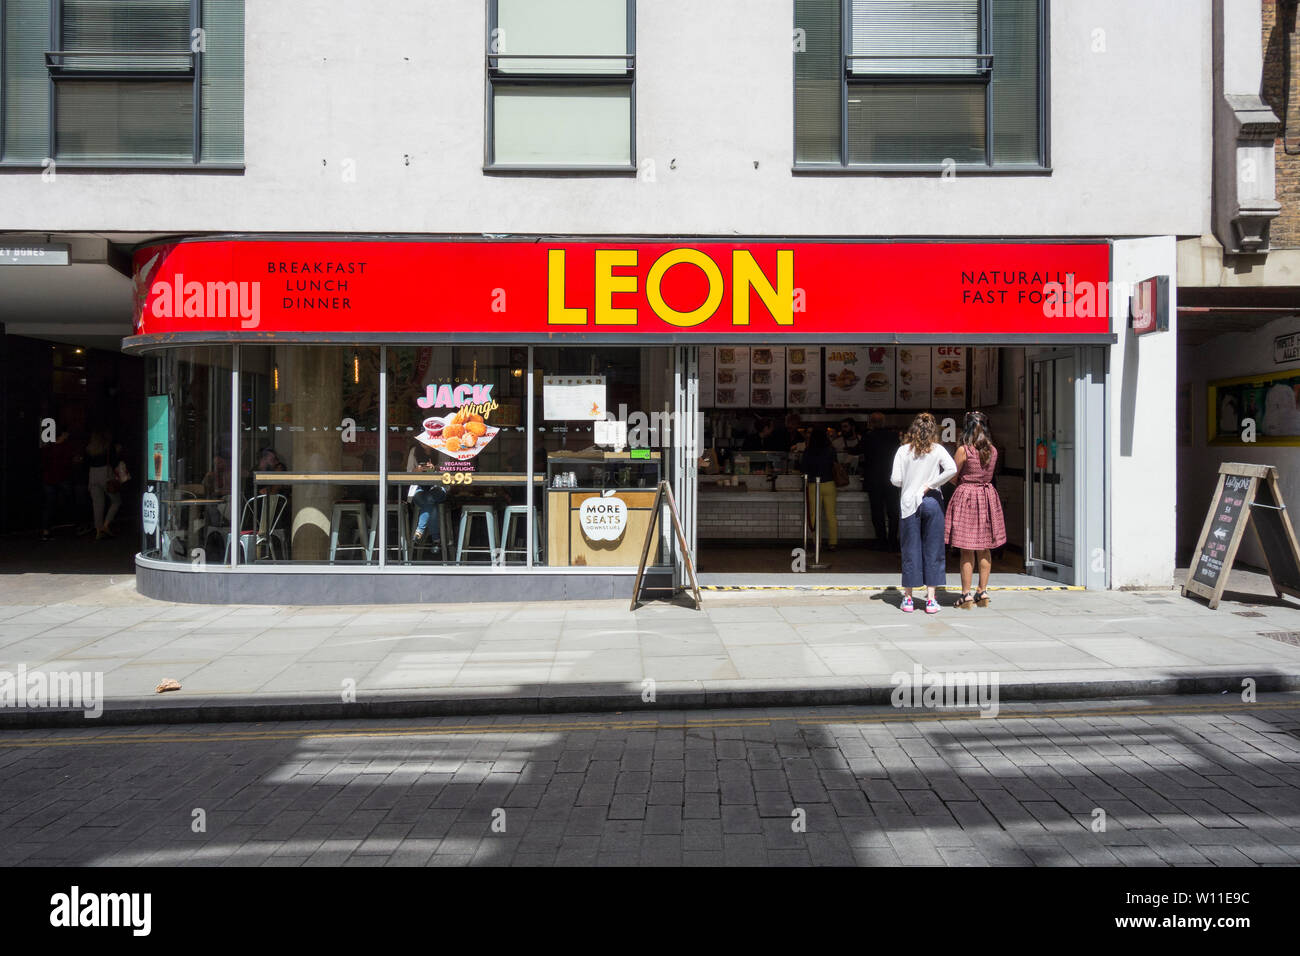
[962,411,994,467]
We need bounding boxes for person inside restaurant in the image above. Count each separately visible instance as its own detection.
[862,412,900,552]
[406,435,449,552]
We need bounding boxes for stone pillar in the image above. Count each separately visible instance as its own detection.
[289,347,342,560]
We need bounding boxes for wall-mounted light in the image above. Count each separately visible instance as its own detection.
[511,367,523,379]
[353,352,360,384]
[273,365,280,391]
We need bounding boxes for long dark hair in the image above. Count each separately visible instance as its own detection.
[962,411,994,467]
[806,427,831,453]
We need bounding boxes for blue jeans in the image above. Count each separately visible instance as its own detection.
[412,487,447,535]
[900,492,946,588]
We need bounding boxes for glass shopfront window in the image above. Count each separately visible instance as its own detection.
[240,345,381,564]
[386,346,531,566]
[142,346,233,564]
[533,345,674,568]
[141,343,675,572]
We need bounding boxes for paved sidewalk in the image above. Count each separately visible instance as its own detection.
[0,569,1298,725]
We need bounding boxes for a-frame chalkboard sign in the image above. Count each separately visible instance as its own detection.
[630,480,702,611]
[1183,463,1300,610]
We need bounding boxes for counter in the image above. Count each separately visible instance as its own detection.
[697,488,878,542]
[545,451,663,567]
[547,489,662,566]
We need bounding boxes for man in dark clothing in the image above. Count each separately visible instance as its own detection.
[862,412,900,551]
[764,418,791,452]
[742,419,772,451]
[40,430,76,540]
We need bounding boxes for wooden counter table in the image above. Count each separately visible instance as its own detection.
[253,472,544,487]
[546,488,662,567]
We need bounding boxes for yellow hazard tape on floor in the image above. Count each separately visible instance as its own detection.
[700,584,1085,592]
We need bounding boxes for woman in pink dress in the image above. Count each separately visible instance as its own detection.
[944,411,1006,608]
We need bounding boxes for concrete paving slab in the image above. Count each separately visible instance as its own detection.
[0,571,1296,726]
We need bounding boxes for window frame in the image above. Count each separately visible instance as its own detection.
[484,0,637,174]
[0,0,244,169]
[793,0,1051,174]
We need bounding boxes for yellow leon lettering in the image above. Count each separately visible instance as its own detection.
[732,250,794,326]
[595,249,638,325]
[646,249,724,328]
[547,249,587,325]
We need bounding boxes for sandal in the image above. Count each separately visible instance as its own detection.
[957,591,975,610]
[975,590,991,607]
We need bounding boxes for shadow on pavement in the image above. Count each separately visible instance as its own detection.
[0,698,1297,867]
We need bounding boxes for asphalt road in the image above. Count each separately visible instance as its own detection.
[2,694,1298,867]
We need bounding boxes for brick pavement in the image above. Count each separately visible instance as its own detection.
[0,694,1297,867]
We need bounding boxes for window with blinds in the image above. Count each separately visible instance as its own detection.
[794,0,1043,168]
[0,0,244,165]
[1,0,50,163]
[849,0,981,75]
[488,0,634,169]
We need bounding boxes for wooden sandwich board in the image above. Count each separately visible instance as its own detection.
[630,480,702,610]
[1183,463,1300,610]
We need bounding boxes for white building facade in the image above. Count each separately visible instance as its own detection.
[0,1,1229,602]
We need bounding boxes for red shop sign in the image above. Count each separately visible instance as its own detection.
[130,239,1112,340]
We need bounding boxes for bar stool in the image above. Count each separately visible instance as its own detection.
[500,505,541,564]
[329,501,370,563]
[406,500,450,563]
[456,504,498,564]
[439,502,454,555]
[369,503,408,562]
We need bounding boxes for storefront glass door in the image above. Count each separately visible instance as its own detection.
[1027,351,1076,578]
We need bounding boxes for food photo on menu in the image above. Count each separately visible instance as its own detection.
[419,406,500,461]
[784,345,822,407]
[894,346,932,408]
[931,348,966,408]
[713,345,751,407]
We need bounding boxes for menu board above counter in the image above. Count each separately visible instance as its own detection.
[785,346,822,408]
[931,347,966,409]
[895,347,932,409]
[699,345,986,411]
[861,347,895,409]
[713,346,750,408]
[972,347,1000,407]
[699,346,716,407]
[824,347,864,409]
[749,347,785,410]
[825,346,896,409]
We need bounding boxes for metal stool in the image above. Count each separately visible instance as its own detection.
[329,501,370,563]
[369,503,408,562]
[456,504,498,564]
[500,505,541,564]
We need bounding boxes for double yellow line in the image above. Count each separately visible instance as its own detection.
[701,584,1085,591]
[1,699,1294,750]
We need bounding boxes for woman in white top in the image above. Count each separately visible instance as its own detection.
[890,413,957,614]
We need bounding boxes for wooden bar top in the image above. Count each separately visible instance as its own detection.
[252,472,543,485]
